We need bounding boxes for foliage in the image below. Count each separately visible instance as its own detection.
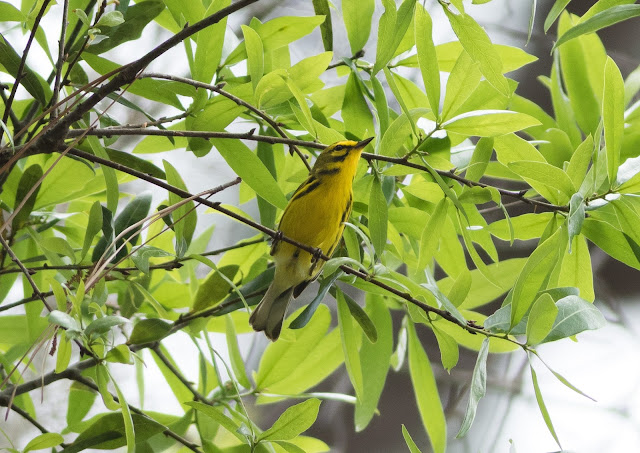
[1,0,637,451]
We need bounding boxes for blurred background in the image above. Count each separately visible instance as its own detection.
[2,1,640,452]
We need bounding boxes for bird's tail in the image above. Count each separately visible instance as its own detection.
[249,279,294,341]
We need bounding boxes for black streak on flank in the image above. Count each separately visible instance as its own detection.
[291,178,321,202]
[316,167,340,176]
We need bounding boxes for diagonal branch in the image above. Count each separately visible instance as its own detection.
[1,0,53,129]
[139,72,313,171]
[62,147,521,343]
[0,235,52,313]
[36,0,259,151]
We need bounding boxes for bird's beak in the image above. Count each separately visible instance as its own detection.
[356,137,374,148]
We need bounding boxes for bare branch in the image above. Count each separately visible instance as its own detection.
[1,0,53,130]
[139,72,313,171]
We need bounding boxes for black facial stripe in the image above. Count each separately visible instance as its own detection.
[329,151,349,162]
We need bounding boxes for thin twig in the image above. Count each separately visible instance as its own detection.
[139,72,312,171]
[62,128,568,212]
[0,236,52,313]
[69,373,204,453]
[0,292,55,313]
[1,0,53,129]
[0,238,266,276]
[65,127,323,149]
[8,404,69,448]
[37,0,259,151]
[152,345,209,403]
[52,0,70,113]
[61,147,524,345]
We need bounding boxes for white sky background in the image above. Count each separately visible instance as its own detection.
[2,1,640,452]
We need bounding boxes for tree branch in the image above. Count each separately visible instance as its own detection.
[36,0,259,151]
[61,128,568,212]
[139,72,313,171]
[65,127,323,149]
[1,0,53,130]
[8,404,69,448]
[0,235,52,313]
[60,147,521,343]
[151,345,209,403]
[0,238,266,277]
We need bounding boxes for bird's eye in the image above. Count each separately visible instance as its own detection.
[334,145,344,151]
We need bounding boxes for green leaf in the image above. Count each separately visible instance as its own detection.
[95,10,125,27]
[225,315,251,389]
[128,318,172,345]
[442,110,541,137]
[24,433,64,452]
[566,135,594,190]
[12,164,43,230]
[81,201,103,260]
[192,264,239,313]
[567,194,585,250]
[211,138,287,209]
[553,5,640,49]
[544,0,571,32]
[131,245,172,275]
[48,310,81,334]
[603,56,625,185]
[0,2,24,21]
[0,33,51,104]
[163,159,196,255]
[542,295,606,343]
[242,25,264,92]
[444,10,510,96]
[55,335,72,373]
[525,293,558,346]
[465,138,493,183]
[106,344,132,364]
[379,107,430,156]
[402,425,423,453]
[441,49,482,121]
[529,363,562,450]
[255,305,344,400]
[432,325,459,372]
[109,373,134,453]
[312,0,333,51]
[290,271,342,329]
[373,0,415,74]
[258,399,321,442]
[507,160,575,203]
[185,402,246,442]
[192,0,230,84]
[61,412,165,453]
[85,315,128,338]
[582,218,640,270]
[336,289,364,401]
[92,193,152,262]
[510,226,564,327]
[407,322,446,453]
[40,237,76,263]
[85,1,165,54]
[415,4,440,120]
[456,337,489,438]
[354,295,392,431]
[369,175,388,258]
[343,0,373,54]
[418,198,448,270]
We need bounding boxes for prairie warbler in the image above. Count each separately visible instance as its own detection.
[250,138,374,340]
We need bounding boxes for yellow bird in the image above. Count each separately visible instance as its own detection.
[250,137,374,340]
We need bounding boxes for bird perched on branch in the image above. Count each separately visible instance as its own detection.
[250,137,374,340]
